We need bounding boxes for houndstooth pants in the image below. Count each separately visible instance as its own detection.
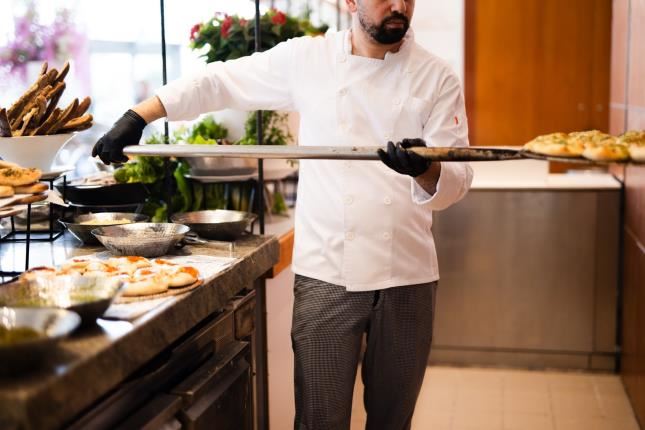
[291,275,438,430]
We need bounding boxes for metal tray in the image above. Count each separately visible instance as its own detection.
[59,212,149,245]
[170,210,256,241]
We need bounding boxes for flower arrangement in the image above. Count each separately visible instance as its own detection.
[0,2,85,79]
[190,9,328,63]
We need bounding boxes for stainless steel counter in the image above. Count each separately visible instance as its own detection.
[430,185,621,370]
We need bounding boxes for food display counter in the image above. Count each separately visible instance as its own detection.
[0,234,279,430]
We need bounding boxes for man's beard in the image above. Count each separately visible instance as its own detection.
[358,10,410,44]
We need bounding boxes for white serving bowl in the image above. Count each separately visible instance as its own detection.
[0,133,76,170]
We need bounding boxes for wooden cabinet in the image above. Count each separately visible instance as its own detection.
[465,0,612,148]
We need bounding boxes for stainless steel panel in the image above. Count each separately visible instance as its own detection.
[432,189,619,362]
[429,347,591,370]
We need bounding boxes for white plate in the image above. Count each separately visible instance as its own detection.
[42,166,75,180]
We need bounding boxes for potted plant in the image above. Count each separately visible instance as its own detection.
[188,9,327,150]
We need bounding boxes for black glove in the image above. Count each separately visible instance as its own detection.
[377,138,431,177]
[92,109,147,165]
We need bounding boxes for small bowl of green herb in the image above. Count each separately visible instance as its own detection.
[0,273,123,325]
[0,307,81,372]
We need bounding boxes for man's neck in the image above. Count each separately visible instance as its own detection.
[350,23,405,60]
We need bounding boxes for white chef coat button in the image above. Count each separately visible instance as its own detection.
[383,196,392,205]
[337,54,347,63]
[345,195,353,205]
[382,232,391,240]
[393,97,401,106]
[345,231,355,241]
[339,88,348,96]
[385,133,392,140]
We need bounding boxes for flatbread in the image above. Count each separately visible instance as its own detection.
[0,186,13,198]
[619,130,645,145]
[0,167,42,186]
[121,273,169,297]
[523,133,578,157]
[13,182,48,194]
[167,266,199,288]
[628,144,645,162]
[582,144,630,161]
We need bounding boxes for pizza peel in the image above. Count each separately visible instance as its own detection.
[124,144,523,161]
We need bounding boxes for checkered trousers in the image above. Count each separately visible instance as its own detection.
[291,275,438,430]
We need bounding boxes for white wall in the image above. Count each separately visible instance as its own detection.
[412,0,465,82]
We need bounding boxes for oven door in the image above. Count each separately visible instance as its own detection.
[171,341,252,430]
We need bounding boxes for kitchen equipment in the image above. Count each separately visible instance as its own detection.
[59,212,149,244]
[170,210,256,241]
[0,307,81,371]
[0,273,123,324]
[55,181,149,206]
[0,133,76,170]
[92,223,190,258]
[125,144,524,161]
[183,156,257,176]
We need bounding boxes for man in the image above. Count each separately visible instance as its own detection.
[93,0,473,428]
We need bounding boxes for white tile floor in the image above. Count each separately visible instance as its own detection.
[350,366,641,430]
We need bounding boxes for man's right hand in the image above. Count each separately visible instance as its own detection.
[92,109,147,165]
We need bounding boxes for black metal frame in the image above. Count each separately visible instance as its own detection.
[0,174,68,277]
[156,0,269,427]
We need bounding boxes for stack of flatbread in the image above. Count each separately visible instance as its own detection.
[56,256,201,297]
[0,160,48,204]
[524,130,645,162]
[0,60,92,138]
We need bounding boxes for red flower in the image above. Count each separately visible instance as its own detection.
[189,23,202,41]
[239,18,248,27]
[271,11,286,25]
[221,16,233,38]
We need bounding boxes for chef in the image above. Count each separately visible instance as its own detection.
[93,0,473,428]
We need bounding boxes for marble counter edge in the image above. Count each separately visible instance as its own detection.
[0,235,279,430]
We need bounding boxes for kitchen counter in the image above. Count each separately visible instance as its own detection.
[470,159,622,189]
[0,234,279,430]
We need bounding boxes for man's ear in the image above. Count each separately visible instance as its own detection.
[346,0,358,13]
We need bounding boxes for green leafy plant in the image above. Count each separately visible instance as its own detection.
[236,110,292,146]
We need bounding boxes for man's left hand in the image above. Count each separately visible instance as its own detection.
[377,138,431,177]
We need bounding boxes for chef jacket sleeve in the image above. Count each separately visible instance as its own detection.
[156,38,299,121]
[411,72,474,209]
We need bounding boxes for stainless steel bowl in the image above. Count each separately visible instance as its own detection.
[170,210,256,241]
[0,274,123,325]
[59,212,149,244]
[92,223,190,257]
[183,157,257,176]
[0,307,81,372]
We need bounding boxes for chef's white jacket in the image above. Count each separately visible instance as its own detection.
[157,29,473,291]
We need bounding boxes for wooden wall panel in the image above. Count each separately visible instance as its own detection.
[615,0,645,425]
[465,0,611,148]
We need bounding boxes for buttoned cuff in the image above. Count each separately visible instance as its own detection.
[411,162,473,210]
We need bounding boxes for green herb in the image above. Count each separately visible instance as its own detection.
[0,326,42,345]
[236,110,293,146]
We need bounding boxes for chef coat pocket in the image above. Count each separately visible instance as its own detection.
[396,96,431,139]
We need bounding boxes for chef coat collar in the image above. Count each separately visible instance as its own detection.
[343,27,414,63]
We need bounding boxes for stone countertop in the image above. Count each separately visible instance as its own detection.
[0,234,279,430]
